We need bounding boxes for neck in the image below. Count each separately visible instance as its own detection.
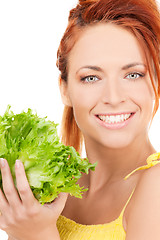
[84,134,156,192]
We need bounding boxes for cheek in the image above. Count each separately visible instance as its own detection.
[128,81,154,119]
[68,85,99,130]
[71,95,92,130]
[126,76,153,99]
[68,84,100,110]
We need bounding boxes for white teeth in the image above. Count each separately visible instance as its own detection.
[98,113,132,124]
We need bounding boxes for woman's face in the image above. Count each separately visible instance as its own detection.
[61,23,155,149]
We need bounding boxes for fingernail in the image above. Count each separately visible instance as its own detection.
[0,158,5,168]
[15,160,21,169]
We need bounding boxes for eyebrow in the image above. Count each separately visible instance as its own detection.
[122,62,147,70]
[76,62,147,74]
[76,65,102,74]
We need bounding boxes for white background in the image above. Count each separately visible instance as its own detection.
[0,0,160,239]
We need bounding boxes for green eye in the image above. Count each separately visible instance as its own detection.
[81,75,99,83]
[126,72,144,80]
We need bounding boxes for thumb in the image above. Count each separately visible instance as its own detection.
[54,192,68,209]
[45,192,68,215]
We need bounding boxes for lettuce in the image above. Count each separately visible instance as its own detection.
[0,106,96,204]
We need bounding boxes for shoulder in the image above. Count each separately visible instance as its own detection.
[125,163,160,240]
[137,161,160,189]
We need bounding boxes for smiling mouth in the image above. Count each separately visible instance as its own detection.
[97,113,135,124]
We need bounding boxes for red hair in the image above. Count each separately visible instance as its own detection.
[57,0,160,154]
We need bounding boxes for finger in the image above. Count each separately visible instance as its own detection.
[0,158,21,207]
[54,192,68,206]
[45,192,68,214]
[0,188,9,215]
[15,160,37,207]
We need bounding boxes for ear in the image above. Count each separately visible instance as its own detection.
[59,77,72,107]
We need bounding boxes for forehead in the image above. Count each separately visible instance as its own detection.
[68,23,146,70]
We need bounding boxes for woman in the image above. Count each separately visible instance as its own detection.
[56,0,160,239]
[1,0,160,239]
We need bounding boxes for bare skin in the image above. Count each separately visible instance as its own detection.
[0,159,68,240]
[62,141,155,229]
[1,22,159,240]
[60,23,159,238]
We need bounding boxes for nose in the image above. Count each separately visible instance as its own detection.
[101,79,126,106]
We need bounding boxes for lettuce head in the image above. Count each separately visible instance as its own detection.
[0,106,96,204]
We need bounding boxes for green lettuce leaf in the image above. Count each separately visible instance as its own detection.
[0,106,97,204]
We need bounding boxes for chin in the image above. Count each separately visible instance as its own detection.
[98,134,135,150]
[104,142,131,150]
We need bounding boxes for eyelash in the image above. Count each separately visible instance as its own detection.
[80,72,145,83]
[125,72,145,80]
[80,75,99,83]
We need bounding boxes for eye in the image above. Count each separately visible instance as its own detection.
[80,75,99,83]
[125,72,145,80]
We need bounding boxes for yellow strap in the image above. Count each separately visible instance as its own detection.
[119,187,135,217]
[124,152,160,180]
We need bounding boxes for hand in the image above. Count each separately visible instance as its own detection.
[0,158,68,240]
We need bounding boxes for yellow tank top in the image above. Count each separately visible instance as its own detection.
[57,152,160,240]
